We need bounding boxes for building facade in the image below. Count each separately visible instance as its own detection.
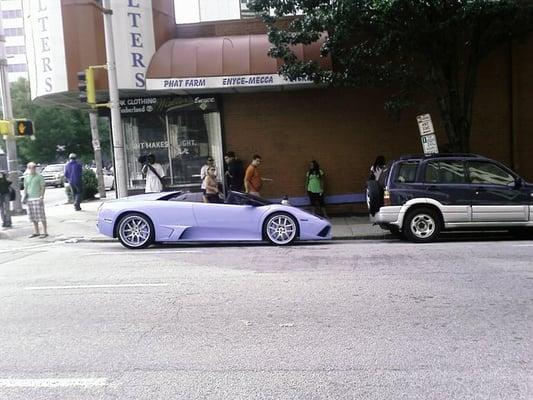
[1,0,28,82]
[23,0,533,207]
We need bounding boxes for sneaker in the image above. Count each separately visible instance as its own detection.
[28,233,39,238]
[39,234,49,239]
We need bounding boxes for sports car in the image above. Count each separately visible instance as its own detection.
[97,191,332,249]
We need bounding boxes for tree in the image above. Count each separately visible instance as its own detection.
[5,78,111,165]
[248,0,533,152]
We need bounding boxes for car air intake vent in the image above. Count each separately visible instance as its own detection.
[317,226,330,237]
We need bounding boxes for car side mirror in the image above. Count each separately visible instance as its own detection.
[514,177,523,189]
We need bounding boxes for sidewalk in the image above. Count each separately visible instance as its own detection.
[0,196,390,242]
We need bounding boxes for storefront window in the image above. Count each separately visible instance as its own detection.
[120,96,222,192]
[167,110,223,187]
[123,114,167,190]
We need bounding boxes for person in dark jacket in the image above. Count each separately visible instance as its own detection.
[224,151,244,192]
[0,171,12,228]
[64,153,83,211]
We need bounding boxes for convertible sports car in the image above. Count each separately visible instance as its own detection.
[97,191,332,249]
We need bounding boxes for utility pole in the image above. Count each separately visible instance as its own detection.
[89,110,106,198]
[101,0,127,198]
[0,5,23,214]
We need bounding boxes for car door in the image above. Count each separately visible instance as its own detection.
[421,160,472,223]
[467,160,529,222]
[191,202,264,240]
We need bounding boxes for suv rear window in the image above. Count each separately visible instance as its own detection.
[395,161,419,183]
[424,161,466,184]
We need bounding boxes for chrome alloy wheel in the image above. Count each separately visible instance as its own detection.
[265,214,297,245]
[118,214,152,248]
[409,213,436,239]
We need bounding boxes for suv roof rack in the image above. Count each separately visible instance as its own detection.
[399,153,485,160]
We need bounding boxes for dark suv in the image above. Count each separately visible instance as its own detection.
[367,153,533,242]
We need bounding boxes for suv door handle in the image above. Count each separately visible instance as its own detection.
[474,187,486,195]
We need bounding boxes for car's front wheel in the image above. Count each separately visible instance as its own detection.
[403,207,441,243]
[116,212,154,249]
[263,212,298,245]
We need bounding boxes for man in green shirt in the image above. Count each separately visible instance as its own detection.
[23,162,48,238]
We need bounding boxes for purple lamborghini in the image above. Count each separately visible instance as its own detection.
[97,191,332,249]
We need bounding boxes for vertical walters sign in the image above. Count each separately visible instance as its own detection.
[23,0,156,100]
[111,0,156,89]
[23,0,68,99]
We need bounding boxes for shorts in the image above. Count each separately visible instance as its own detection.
[307,191,325,207]
[205,193,222,203]
[27,198,46,222]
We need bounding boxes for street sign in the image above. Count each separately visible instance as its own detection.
[421,133,439,154]
[417,114,434,136]
[0,120,12,135]
[92,139,101,151]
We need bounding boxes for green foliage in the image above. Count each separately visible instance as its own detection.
[82,168,98,200]
[5,78,111,165]
[248,0,533,151]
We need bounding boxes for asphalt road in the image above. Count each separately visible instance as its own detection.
[0,239,531,399]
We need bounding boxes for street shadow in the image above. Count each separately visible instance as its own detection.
[152,240,336,250]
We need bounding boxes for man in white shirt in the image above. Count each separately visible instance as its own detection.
[142,154,165,193]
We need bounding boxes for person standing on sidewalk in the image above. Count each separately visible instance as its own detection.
[64,153,83,211]
[244,154,263,196]
[224,151,244,192]
[200,156,215,201]
[23,162,48,238]
[142,154,165,193]
[306,160,328,218]
[203,166,222,203]
[0,171,12,228]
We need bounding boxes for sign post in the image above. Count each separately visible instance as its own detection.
[416,114,439,155]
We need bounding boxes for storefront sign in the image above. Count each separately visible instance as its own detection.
[119,96,217,115]
[147,74,313,91]
[23,0,68,99]
[111,0,156,89]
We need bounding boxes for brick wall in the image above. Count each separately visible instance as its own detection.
[218,31,533,199]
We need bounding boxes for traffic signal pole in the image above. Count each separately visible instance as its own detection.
[0,8,23,214]
[101,0,127,198]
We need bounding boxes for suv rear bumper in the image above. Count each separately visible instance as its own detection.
[370,206,403,228]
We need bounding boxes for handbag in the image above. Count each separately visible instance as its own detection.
[8,186,16,201]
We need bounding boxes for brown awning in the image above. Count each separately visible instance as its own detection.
[146,34,331,93]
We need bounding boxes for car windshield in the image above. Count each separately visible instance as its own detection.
[227,191,272,206]
[163,191,273,206]
[43,165,64,172]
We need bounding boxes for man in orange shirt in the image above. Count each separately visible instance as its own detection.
[244,154,263,196]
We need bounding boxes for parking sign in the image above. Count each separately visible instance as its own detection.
[417,114,435,136]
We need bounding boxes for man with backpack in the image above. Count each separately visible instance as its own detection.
[142,154,165,193]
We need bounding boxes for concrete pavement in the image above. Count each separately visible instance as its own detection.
[0,193,389,242]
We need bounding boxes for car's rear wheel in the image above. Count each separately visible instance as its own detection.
[263,212,298,245]
[366,180,383,216]
[116,212,154,249]
[403,207,441,243]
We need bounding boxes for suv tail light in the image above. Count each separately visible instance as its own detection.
[383,189,391,206]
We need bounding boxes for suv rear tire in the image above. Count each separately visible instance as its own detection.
[403,207,441,243]
[366,180,383,216]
